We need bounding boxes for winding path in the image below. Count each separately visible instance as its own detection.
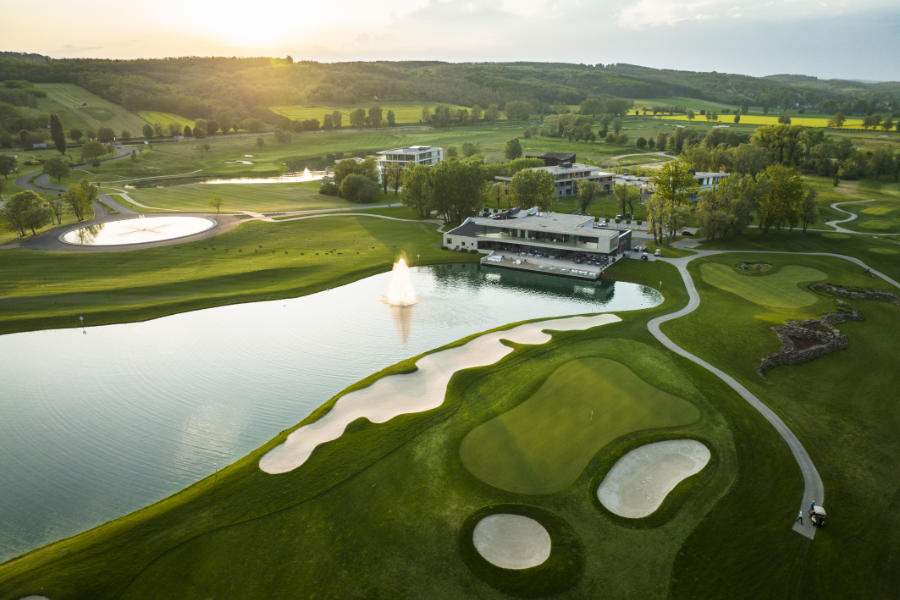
[646,249,899,539]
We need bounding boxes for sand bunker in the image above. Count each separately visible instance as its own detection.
[18,596,50,600]
[472,514,551,570]
[259,314,620,474]
[597,439,710,518]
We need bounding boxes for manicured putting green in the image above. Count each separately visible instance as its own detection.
[699,263,826,309]
[459,357,699,494]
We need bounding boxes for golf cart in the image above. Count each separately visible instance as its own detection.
[809,505,827,527]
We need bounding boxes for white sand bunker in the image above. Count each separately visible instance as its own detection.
[597,439,710,518]
[473,514,551,570]
[18,596,50,600]
[259,314,620,474]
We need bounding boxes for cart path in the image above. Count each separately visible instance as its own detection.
[646,249,897,540]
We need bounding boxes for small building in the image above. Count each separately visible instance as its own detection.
[613,171,728,199]
[693,171,728,191]
[495,163,614,198]
[376,145,443,175]
[443,208,630,280]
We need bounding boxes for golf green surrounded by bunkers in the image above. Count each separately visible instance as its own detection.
[460,355,701,494]
[1,244,898,598]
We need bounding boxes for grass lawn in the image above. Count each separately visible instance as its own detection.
[116,180,364,213]
[698,263,826,309]
[24,83,149,138]
[459,355,700,494]
[698,228,900,282]
[663,252,900,598]
[0,215,473,335]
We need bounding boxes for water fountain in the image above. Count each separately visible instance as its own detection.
[385,258,418,307]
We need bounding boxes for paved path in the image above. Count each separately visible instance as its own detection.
[645,249,899,539]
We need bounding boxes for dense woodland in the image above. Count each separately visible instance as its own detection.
[1,53,898,125]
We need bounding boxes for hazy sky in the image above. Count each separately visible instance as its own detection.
[2,0,898,81]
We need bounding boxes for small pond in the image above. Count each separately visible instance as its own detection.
[0,263,661,560]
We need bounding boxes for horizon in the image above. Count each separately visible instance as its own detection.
[1,0,898,82]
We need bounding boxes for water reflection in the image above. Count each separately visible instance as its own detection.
[202,169,326,185]
[0,264,661,560]
[62,216,215,246]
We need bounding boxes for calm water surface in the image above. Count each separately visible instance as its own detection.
[0,263,661,560]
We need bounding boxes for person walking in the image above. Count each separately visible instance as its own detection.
[797,509,804,525]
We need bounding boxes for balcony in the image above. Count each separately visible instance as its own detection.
[474,230,609,252]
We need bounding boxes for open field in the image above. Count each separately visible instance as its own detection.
[0,215,474,335]
[663,252,900,597]
[23,83,149,138]
[137,111,195,130]
[459,355,700,494]
[270,102,473,124]
[117,180,369,213]
[658,113,866,128]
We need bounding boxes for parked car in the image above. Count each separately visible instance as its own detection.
[681,230,694,237]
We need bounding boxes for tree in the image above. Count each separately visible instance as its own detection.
[579,97,605,116]
[430,159,484,224]
[401,164,433,218]
[349,108,366,128]
[759,164,803,232]
[421,106,431,124]
[577,180,600,214]
[386,110,396,127]
[636,137,647,149]
[778,114,791,124]
[97,127,115,143]
[49,114,66,155]
[206,120,219,135]
[0,155,16,179]
[341,173,379,203]
[62,179,97,222]
[367,106,383,128]
[733,114,741,124]
[505,101,532,121]
[686,110,695,120]
[509,169,554,210]
[384,162,404,195]
[334,158,379,187]
[323,114,334,130]
[1,190,51,236]
[486,181,507,210]
[800,187,818,232]
[612,118,623,135]
[652,160,698,244]
[484,104,499,123]
[209,195,224,215]
[445,146,458,158]
[142,124,154,140]
[256,136,264,149]
[828,112,846,128]
[462,142,479,157]
[740,101,750,114]
[882,116,894,132]
[470,105,483,123]
[80,140,106,164]
[183,125,193,137]
[43,156,70,183]
[47,194,65,224]
[613,184,639,217]
[331,110,342,129]
[504,138,523,160]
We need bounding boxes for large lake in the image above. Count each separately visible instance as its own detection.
[0,263,661,561]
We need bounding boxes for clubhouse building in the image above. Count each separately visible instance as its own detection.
[376,145,443,175]
[495,162,615,198]
[444,208,632,280]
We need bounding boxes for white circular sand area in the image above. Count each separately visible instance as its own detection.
[472,514,551,570]
[18,595,50,600]
[61,216,215,246]
[597,439,710,518]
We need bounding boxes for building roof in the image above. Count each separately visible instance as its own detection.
[693,171,728,178]
[460,212,618,241]
[376,145,440,155]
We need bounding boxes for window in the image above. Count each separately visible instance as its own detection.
[446,238,452,244]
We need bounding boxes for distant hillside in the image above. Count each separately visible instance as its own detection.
[0,54,897,123]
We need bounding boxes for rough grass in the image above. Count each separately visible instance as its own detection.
[664,252,900,598]
[459,354,700,494]
[698,263,826,309]
[26,83,148,137]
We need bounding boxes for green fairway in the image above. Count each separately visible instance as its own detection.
[0,215,474,335]
[699,263,826,310]
[459,355,700,494]
[663,253,900,598]
[117,180,362,213]
[25,83,149,137]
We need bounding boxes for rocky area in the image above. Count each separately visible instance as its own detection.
[810,282,900,305]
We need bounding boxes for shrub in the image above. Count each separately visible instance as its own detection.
[340,174,378,203]
[319,181,339,196]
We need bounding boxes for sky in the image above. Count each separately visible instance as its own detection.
[2,0,898,81]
